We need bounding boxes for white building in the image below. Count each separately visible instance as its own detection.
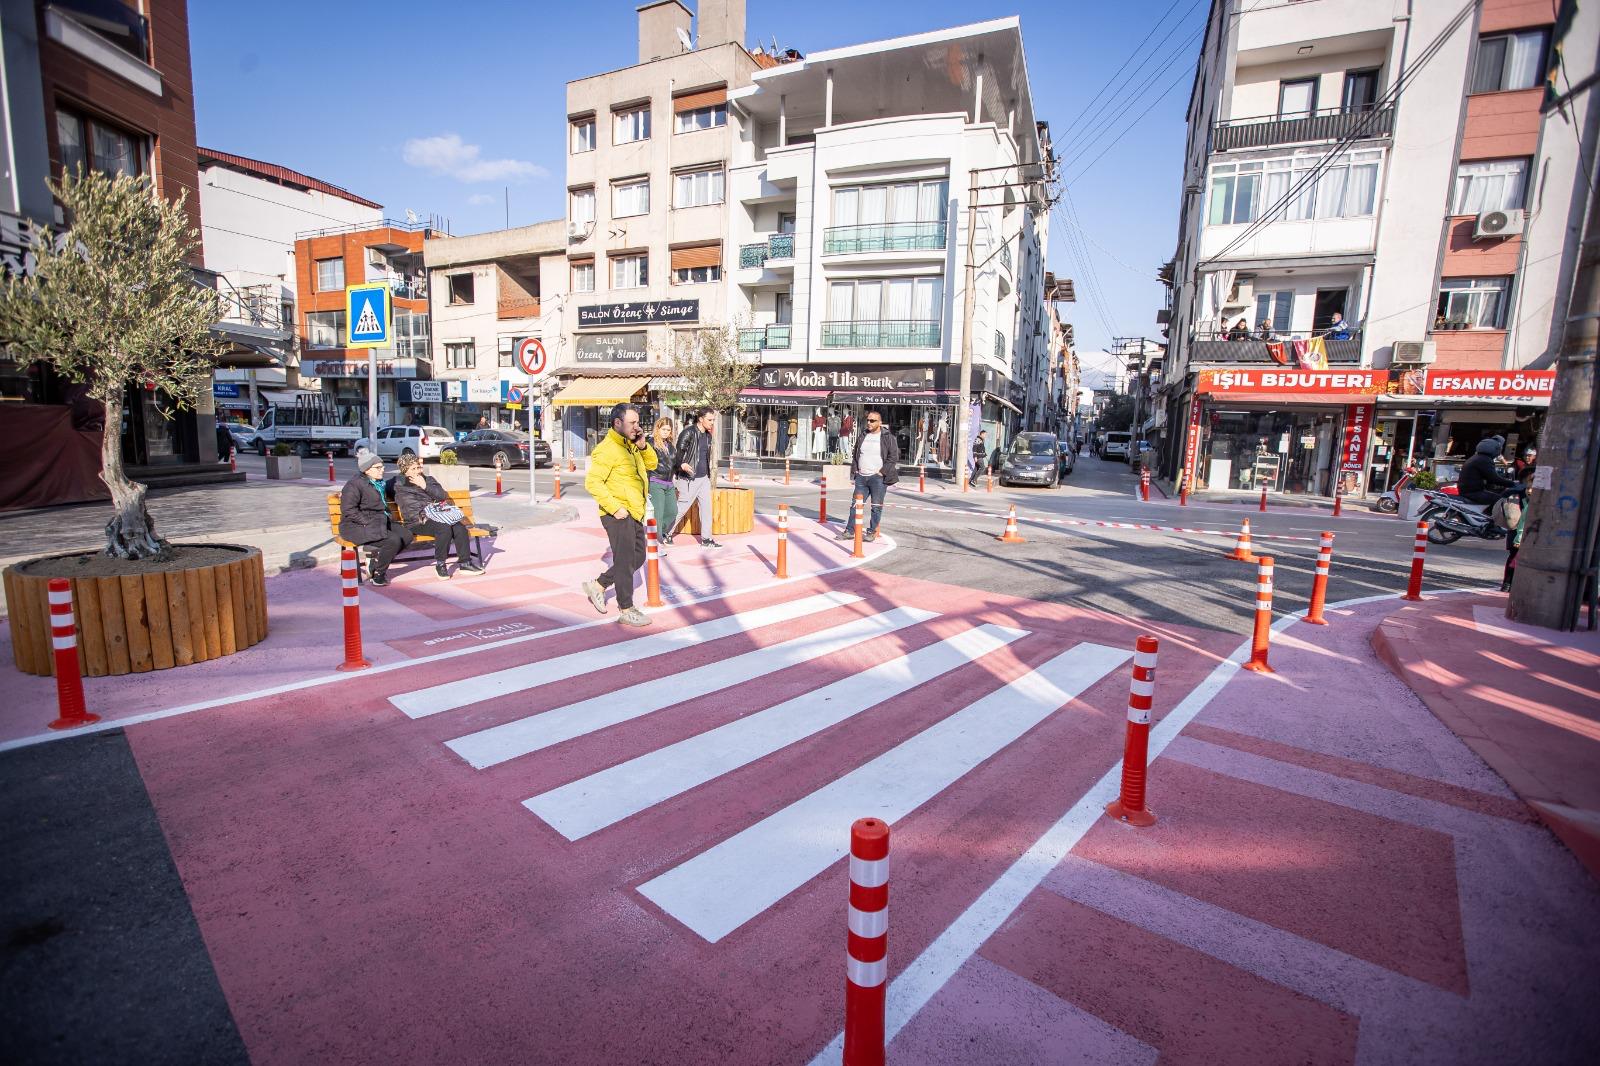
[1160,0,1595,499]
[197,148,382,423]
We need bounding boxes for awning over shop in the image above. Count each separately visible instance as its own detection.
[738,388,831,406]
[552,376,650,407]
[833,389,959,407]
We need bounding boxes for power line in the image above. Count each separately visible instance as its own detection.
[1063,60,1197,184]
[1058,25,1205,163]
[1056,0,1195,144]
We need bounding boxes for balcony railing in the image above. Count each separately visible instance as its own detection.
[822,221,947,255]
[497,296,541,320]
[1212,105,1395,152]
[738,233,796,269]
[819,320,941,349]
[1190,329,1363,365]
[737,324,793,352]
[999,240,1012,273]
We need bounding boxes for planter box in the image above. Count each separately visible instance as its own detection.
[428,464,472,493]
[1401,488,1431,520]
[677,487,755,536]
[265,454,302,480]
[823,463,853,491]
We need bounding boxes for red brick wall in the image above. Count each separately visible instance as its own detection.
[1441,217,1523,276]
[1431,331,1507,370]
[293,227,429,356]
[1460,89,1544,159]
[1479,0,1557,34]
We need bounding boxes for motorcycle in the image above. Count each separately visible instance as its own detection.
[1374,465,1457,514]
[1419,487,1520,544]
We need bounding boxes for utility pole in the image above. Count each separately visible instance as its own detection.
[1508,173,1600,631]
[956,172,978,492]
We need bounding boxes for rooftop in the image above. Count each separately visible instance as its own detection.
[197,148,382,210]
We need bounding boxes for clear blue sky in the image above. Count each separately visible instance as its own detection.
[190,0,1209,370]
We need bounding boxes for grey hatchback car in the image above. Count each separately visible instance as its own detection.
[999,432,1062,488]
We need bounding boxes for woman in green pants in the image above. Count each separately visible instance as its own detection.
[648,417,680,546]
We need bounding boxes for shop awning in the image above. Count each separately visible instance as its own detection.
[832,389,958,407]
[739,388,830,406]
[552,376,650,407]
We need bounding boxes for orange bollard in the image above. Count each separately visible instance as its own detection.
[1179,472,1189,507]
[852,494,865,559]
[568,455,576,473]
[785,457,791,485]
[495,468,503,496]
[1332,490,1343,517]
[644,518,665,607]
[1402,520,1427,601]
[776,503,790,579]
[1227,518,1256,562]
[997,504,1026,544]
[337,549,371,671]
[45,579,99,730]
[1304,532,1334,624]
[986,471,994,493]
[229,447,237,473]
[554,472,562,500]
[1242,555,1275,674]
[327,452,335,482]
[919,465,926,494]
[819,480,828,525]
[1140,467,1150,502]
[1259,486,1268,512]
[1105,634,1159,826]
[843,817,889,1066]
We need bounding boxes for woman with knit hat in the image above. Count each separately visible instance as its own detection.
[338,447,412,586]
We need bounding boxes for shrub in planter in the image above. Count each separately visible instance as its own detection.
[265,444,301,480]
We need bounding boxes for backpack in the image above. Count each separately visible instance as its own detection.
[1491,495,1521,530]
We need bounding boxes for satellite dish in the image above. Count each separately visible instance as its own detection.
[675,25,693,51]
[405,209,418,224]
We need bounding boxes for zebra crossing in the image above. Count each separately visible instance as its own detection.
[384,586,1136,943]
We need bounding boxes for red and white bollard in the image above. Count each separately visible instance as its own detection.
[727,455,738,484]
[1179,471,1189,507]
[1259,486,1268,512]
[1332,490,1343,517]
[819,480,829,525]
[554,472,562,500]
[1139,467,1150,502]
[229,447,237,473]
[337,549,370,671]
[46,579,99,730]
[645,518,665,608]
[495,468,504,496]
[852,494,866,559]
[1304,532,1334,625]
[776,503,790,579]
[986,471,994,493]
[844,817,889,1066]
[997,504,1026,544]
[1402,520,1427,602]
[1105,634,1158,826]
[1243,555,1275,674]
[918,465,926,494]
[327,451,335,482]
[785,457,791,485]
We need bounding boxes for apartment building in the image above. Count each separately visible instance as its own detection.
[725,16,1049,471]
[199,148,383,424]
[1159,0,1595,500]
[424,221,567,435]
[293,220,439,435]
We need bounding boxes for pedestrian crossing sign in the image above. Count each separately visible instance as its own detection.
[345,283,392,348]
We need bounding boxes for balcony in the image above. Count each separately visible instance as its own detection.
[820,320,941,349]
[738,233,796,269]
[1189,330,1363,365]
[497,296,541,321]
[737,324,793,352]
[999,240,1012,274]
[822,221,946,256]
[1212,105,1395,152]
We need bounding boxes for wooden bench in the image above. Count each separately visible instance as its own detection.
[326,488,494,578]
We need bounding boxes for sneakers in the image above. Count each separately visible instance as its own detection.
[435,564,451,581]
[864,530,878,543]
[459,562,486,575]
[368,569,390,587]
[617,607,652,627]
[699,538,723,549]
[581,578,608,614]
[835,528,854,541]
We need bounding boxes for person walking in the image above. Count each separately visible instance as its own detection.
[391,453,482,580]
[581,403,657,626]
[339,448,412,587]
[970,429,988,484]
[837,408,899,543]
[672,407,721,549]
[648,417,679,548]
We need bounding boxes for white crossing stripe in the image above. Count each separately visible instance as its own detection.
[523,624,1027,839]
[448,605,940,769]
[388,591,862,718]
[637,641,1131,942]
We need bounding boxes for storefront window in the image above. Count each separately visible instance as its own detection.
[1203,408,1338,495]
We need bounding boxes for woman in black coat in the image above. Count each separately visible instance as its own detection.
[339,448,412,586]
[390,453,482,580]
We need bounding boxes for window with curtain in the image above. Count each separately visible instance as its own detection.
[306,311,344,349]
[1453,158,1529,214]
[316,258,345,292]
[611,253,647,289]
[827,278,942,321]
[570,260,595,293]
[1254,291,1294,333]
[570,118,594,154]
[1208,150,1381,225]
[612,178,650,218]
[570,187,595,225]
[1472,30,1547,93]
[673,168,724,209]
[1437,277,1511,328]
[832,180,947,224]
[675,104,726,132]
[56,108,147,179]
[613,105,651,144]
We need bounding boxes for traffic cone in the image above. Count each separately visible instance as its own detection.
[1304,532,1334,624]
[1227,518,1256,562]
[1105,634,1158,826]
[997,504,1026,544]
[1402,520,1427,601]
[1242,556,1275,674]
[645,518,665,608]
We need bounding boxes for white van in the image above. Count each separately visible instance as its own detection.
[1102,431,1132,462]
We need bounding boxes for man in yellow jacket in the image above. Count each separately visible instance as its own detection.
[582,402,658,626]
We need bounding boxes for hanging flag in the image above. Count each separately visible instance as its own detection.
[1292,339,1311,369]
[1266,341,1289,365]
[1307,336,1330,370]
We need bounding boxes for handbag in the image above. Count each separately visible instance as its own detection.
[423,501,465,525]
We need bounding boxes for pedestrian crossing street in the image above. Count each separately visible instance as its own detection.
[385,588,1134,943]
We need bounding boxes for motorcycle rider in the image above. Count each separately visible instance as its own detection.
[1459,436,1515,508]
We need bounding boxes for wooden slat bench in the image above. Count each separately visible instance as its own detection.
[326,489,495,579]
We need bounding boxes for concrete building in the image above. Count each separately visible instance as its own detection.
[198,147,383,425]
[725,16,1050,473]
[1160,0,1595,500]
[423,220,567,436]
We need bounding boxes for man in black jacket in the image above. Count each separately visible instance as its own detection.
[338,448,412,586]
[837,409,900,543]
[1459,436,1514,507]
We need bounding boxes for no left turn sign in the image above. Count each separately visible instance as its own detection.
[516,337,548,378]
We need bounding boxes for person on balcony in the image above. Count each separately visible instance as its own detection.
[1256,320,1278,342]
[1227,318,1252,341]
[1323,312,1355,341]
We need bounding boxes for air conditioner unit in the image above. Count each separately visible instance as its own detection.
[567,222,585,242]
[1231,280,1255,308]
[1475,208,1525,239]
[1391,340,1437,365]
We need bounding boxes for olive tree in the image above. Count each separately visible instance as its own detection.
[0,170,224,559]
[660,320,757,412]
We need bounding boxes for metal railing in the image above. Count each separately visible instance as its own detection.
[822,221,946,255]
[1212,105,1395,152]
[999,240,1012,273]
[819,320,941,349]
[738,232,796,269]
[737,324,793,352]
[1190,329,1363,365]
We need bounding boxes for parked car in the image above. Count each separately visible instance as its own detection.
[1101,431,1132,462]
[1056,438,1076,477]
[222,422,257,451]
[441,430,552,469]
[354,424,456,461]
[998,432,1062,488]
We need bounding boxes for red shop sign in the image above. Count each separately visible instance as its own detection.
[1422,370,1555,398]
[1339,404,1373,473]
[1195,368,1390,395]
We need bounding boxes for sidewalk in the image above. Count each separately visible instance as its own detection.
[1154,476,1364,513]
[1373,594,1600,881]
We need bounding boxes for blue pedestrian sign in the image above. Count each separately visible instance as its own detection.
[345,283,392,349]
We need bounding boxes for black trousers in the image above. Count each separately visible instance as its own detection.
[598,513,646,610]
[418,519,471,564]
[367,525,413,573]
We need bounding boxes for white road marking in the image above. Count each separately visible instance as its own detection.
[638,641,1130,943]
[525,623,1028,839]
[388,592,863,719]
[446,605,940,769]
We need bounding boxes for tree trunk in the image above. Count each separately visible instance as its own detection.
[100,391,171,560]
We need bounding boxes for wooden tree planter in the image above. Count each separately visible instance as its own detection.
[4,545,268,677]
[676,486,755,537]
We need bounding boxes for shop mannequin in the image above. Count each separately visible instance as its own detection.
[765,413,778,454]
[826,409,841,452]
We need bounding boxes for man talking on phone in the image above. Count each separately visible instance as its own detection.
[581,402,658,627]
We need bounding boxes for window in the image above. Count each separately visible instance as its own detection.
[1342,68,1380,112]
[306,311,344,349]
[1207,149,1381,225]
[570,187,595,226]
[1437,277,1511,329]
[832,179,949,226]
[673,167,724,209]
[613,105,651,144]
[444,341,477,369]
[447,273,475,305]
[315,257,345,292]
[673,265,720,284]
[671,244,722,284]
[1473,30,1548,93]
[1453,159,1530,214]
[55,108,147,179]
[1278,78,1318,119]
[675,104,727,133]
[1254,290,1294,333]
[612,178,650,218]
[571,259,595,293]
[394,310,429,360]
[826,277,943,322]
[570,117,595,154]
[611,252,648,289]
[499,346,514,369]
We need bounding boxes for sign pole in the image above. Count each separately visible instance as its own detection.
[515,337,549,508]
